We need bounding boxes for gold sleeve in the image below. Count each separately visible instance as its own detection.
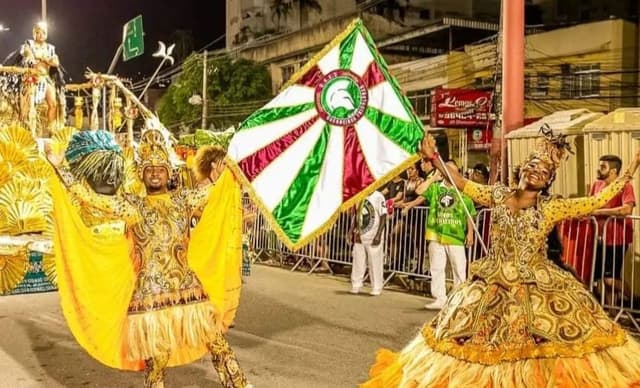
[543,175,631,224]
[67,183,140,224]
[182,185,213,213]
[462,180,494,208]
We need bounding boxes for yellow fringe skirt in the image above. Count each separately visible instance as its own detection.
[124,301,217,367]
[362,332,640,388]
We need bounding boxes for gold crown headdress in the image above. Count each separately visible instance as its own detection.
[522,124,574,171]
[136,129,172,178]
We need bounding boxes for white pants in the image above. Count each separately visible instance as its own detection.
[351,242,384,292]
[428,241,467,302]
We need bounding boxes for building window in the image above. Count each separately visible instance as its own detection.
[281,64,296,84]
[560,63,600,98]
[407,89,431,117]
[536,72,549,96]
[560,64,573,98]
[574,64,600,97]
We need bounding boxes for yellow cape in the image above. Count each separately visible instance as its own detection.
[50,167,243,371]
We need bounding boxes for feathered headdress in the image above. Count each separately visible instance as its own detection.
[522,124,574,171]
[136,129,172,178]
[65,130,124,190]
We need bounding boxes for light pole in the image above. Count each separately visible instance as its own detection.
[42,0,47,22]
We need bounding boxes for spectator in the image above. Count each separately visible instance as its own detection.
[393,163,425,271]
[401,159,442,275]
[418,160,475,310]
[381,174,405,204]
[349,190,387,296]
[470,163,489,185]
[381,173,404,268]
[590,154,635,305]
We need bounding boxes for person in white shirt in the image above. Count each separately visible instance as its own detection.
[349,190,388,296]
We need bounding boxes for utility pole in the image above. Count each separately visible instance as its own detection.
[202,50,208,129]
[490,0,524,184]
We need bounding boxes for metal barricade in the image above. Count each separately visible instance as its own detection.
[467,208,492,263]
[557,216,599,288]
[384,206,429,282]
[597,215,640,331]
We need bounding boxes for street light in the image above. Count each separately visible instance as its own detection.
[0,25,10,32]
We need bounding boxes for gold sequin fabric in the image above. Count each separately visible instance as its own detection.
[127,189,209,313]
[424,178,631,364]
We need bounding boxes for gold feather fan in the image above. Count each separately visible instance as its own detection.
[0,246,29,294]
[0,126,36,150]
[0,142,31,171]
[16,158,54,181]
[0,201,49,235]
[50,126,78,153]
[0,179,50,209]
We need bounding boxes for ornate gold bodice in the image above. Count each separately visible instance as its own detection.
[66,181,211,314]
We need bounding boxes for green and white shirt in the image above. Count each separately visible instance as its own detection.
[423,182,475,246]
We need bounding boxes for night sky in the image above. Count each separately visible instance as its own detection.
[0,0,226,82]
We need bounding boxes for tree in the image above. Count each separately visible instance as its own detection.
[157,54,272,133]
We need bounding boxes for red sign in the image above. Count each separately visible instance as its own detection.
[430,88,493,127]
[467,128,492,150]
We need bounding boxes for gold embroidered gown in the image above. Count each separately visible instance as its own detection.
[363,177,640,388]
[49,169,243,370]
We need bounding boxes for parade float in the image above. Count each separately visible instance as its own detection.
[0,66,190,295]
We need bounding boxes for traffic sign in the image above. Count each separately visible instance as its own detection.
[123,15,144,61]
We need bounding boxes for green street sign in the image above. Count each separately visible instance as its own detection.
[122,15,144,61]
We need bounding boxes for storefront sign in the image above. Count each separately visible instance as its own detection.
[431,88,492,127]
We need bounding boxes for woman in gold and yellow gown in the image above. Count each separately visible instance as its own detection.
[363,130,640,387]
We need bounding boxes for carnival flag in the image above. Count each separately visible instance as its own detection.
[227,19,424,250]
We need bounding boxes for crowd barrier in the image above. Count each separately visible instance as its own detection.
[243,198,640,330]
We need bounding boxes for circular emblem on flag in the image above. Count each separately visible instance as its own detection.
[314,70,368,126]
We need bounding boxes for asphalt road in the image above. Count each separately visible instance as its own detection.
[0,265,437,387]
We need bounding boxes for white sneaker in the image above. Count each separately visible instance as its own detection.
[424,300,446,310]
[349,287,361,294]
[369,289,382,296]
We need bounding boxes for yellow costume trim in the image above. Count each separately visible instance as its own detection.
[225,153,420,251]
[188,167,244,332]
[421,324,627,365]
[125,301,216,364]
[362,334,640,388]
[48,174,142,370]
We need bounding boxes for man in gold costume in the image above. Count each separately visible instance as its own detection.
[46,130,250,388]
[363,128,640,387]
[20,22,61,129]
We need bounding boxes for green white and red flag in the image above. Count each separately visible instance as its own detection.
[227,19,424,249]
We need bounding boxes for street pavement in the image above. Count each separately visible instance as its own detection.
[0,265,437,388]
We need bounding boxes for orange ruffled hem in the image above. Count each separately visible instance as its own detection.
[361,334,640,388]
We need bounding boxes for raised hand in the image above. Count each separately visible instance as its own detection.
[44,141,64,167]
[419,134,437,159]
